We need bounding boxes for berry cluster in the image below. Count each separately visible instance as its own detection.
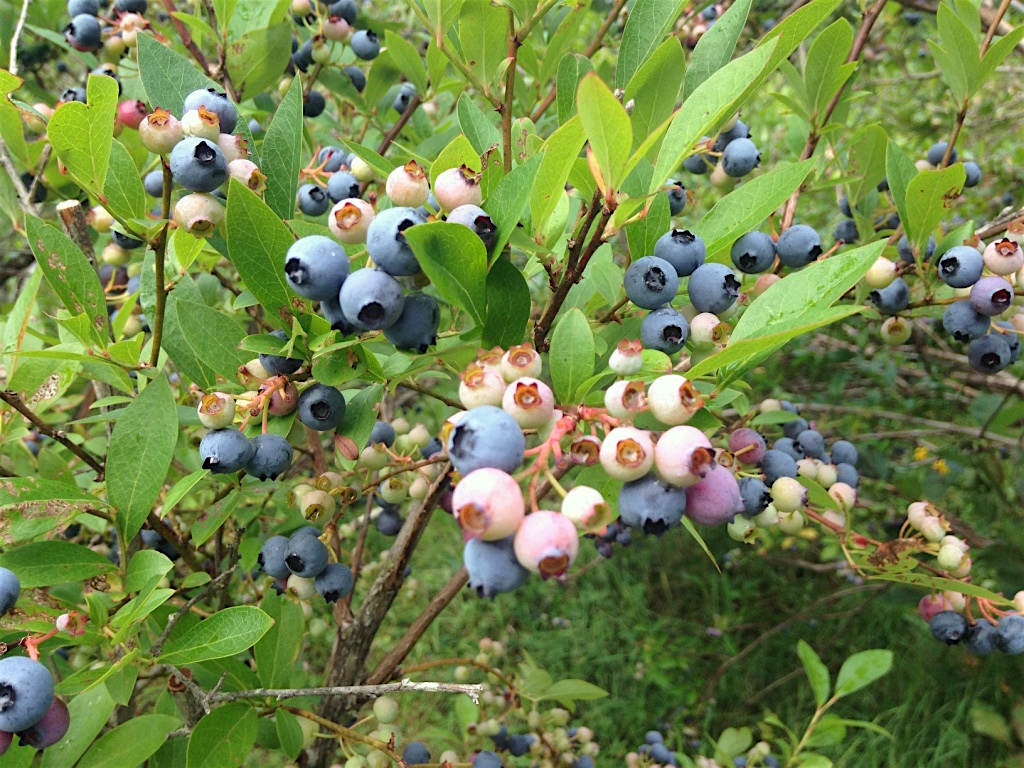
[0,567,70,753]
[258,527,354,603]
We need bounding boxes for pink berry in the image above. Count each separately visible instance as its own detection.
[653,425,714,487]
[513,510,579,580]
[117,99,148,130]
[433,164,482,212]
[268,381,299,416]
[329,199,375,244]
[139,108,183,155]
[459,363,506,409]
[217,132,249,163]
[689,313,725,347]
[228,159,267,193]
[560,485,612,533]
[500,344,542,382]
[324,16,351,41]
[684,464,742,525]
[599,427,655,482]
[918,593,953,622]
[386,161,430,208]
[451,468,525,541]
[728,427,765,465]
[502,377,555,429]
[647,374,704,425]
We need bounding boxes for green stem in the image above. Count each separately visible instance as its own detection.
[149,160,172,369]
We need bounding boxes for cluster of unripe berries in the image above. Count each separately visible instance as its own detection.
[0,568,70,754]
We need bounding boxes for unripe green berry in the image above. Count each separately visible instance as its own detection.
[881,315,912,344]
[373,696,399,724]
[777,510,804,534]
[771,476,806,514]
[359,445,390,471]
[301,489,336,519]
[728,516,756,542]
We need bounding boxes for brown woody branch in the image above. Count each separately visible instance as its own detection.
[0,389,105,479]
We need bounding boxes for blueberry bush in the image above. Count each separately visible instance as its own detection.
[1,0,1023,766]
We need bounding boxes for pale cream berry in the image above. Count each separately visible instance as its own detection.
[689,312,725,348]
[287,574,317,600]
[983,237,1024,276]
[560,485,612,533]
[89,205,115,233]
[228,159,267,193]
[434,164,482,212]
[459,363,505,409]
[609,339,644,376]
[217,132,249,163]
[936,544,965,571]
[598,427,655,482]
[500,344,542,382]
[603,380,646,421]
[180,106,221,140]
[300,489,336,519]
[502,377,555,429]
[647,374,704,425]
[771,476,806,514]
[865,255,897,289]
[197,392,236,429]
[173,192,225,238]
[776,510,804,534]
[919,515,946,542]
[827,481,856,511]
[329,199,374,243]
[385,160,429,208]
[753,503,779,528]
[138,107,183,155]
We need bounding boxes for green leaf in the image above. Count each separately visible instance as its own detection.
[616,0,686,89]
[103,139,147,223]
[682,0,751,98]
[979,25,1024,83]
[844,124,887,206]
[76,714,181,768]
[795,754,833,768]
[866,569,1011,606]
[186,703,258,768]
[549,308,595,404]
[903,165,966,258]
[254,590,305,688]
[405,222,487,326]
[385,30,428,96]
[487,153,541,256]
[556,53,594,125]
[0,541,115,588]
[137,33,214,115]
[457,92,501,155]
[535,678,609,705]
[161,297,249,388]
[429,133,480,186]
[275,710,304,760]
[48,73,117,199]
[125,550,174,593]
[577,73,632,193]
[680,516,720,571]
[625,39,684,155]
[108,374,178,543]
[225,25,292,101]
[935,2,980,101]
[0,477,99,545]
[26,217,108,346]
[39,683,116,768]
[714,727,753,761]
[191,491,240,546]
[834,649,893,698]
[625,187,670,261]
[885,141,917,237]
[226,179,305,326]
[459,0,507,94]
[483,256,531,349]
[338,138,397,179]
[159,606,274,664]
[529,116,586,236]
[699,160,815,260]
[162,468,210,515]
[804,19,854,119]
[262,77,304,220]
[797,640,831,708]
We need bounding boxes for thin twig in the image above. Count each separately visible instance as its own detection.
[0,390,105,479]
[396,381,461,409]
[8,0,31,76]
[209,678,482,705]
[158,0,213,82]
[146,511,206,572]
[283,706,410,767]
[150,160,172,368]
[377,95,422,157]
[0,137,36,214]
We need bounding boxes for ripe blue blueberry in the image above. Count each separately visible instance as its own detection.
[832,218,859,244]
[721,137,761,177]
[143,169,168,198]
[402,742,430,765]
[260,329,303,376]
[292,40,313,72]
[169,137,228,193]
[314,562,354,602]
[683,139,714,174]
[199,428,254,474]
[183,88,237,134]
[384,292,441,353]
[665,179,686,215]
[339,268,406,330]
[0,567,20,615]
[761,449,798,485]
[995,614,1024,654]
[447,405,525,476]
[376,505,403,536]
[297,383,347,431]
[995,323,1022,363]
[303,89,326,118]
[258,535,291,578]
[297,184,330,216]
[730,231,776,273]
[319,297,358,335]
[343,65,366,92]
[869,277,910,315]
[969,275,1014,316]
[776,225,822,268]
[937,245,984,288]
[927,141,957,166]
[618,472,687,537]
[366,206,426,276]
[781,414,808,439]
[835,462,859,488]
[654,229,706,277]
[447,205,496,252]
[472,750,505,768]
[965,620,997,656]
[350,29,380,60]
[968,333,1012,374]
[464,535,531,599]
[897,234,936,263]
[369,421,396,447]
[65,14,102,51]
[393,82,417,113]
[640,306,688,355]
[739,476,772,516]
[285,235,349,301]
[0,656,55,732]
[649,743,675,765]
[795,429,826,460]
[929,610,967,644]
[68,0,99,14]
[245,434,293,481]
[116,0,147,12]
[688,263,740,315]
[624,256,679,309]
[772,437,802,461]
[319,146,345,173]
[963,161,982,188]
[61,87,87,103]
[830,439,858,466]
[112,230,145,250]
[284,531,329,578]
[943,300,991,342]
[645,731,664,745]
[327,0,356,22]
[327,170,360,203]
[713,120,750,151]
